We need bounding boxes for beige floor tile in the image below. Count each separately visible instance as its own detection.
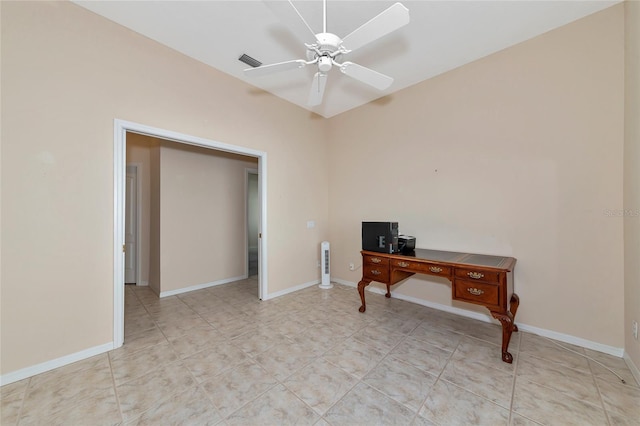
[363,356,438,411]
[283,358,359,416]
[419,379,510,425]
[519,333,590,373]
[324,382,416,425]
[128,385,221,426]
[597,376,640,419]
[201,360,278,418]
[352,323,407,353]
[156,316,213,339]
[371,312,423,335]
[20,363,114,420]
[409,322,463,351]
[168,326,228,359]
[512,378,608,425]
[1,387,26,425]
[116,361,195,422]
[112,327,169,361]
[451,336,517,372]
[585,349,640,388]
[28,353,110,388]
[110,341,179,385]
[21,388,121,426]
[322,337,387,379]
[517,352,601,406]
[255,341,318,381]
[225,384,319,425]
[231,328,292,358]
[389,336,452,375]
[441,357,514,409]
[606,410,640,425]
[510,412,543,425]
[182,343,249,383]
[124,314,158,337]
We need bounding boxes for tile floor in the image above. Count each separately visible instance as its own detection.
[2,278,639,425]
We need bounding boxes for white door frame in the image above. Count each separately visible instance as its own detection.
[113,119,268,349]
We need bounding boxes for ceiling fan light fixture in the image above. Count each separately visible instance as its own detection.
[318,56,332,72]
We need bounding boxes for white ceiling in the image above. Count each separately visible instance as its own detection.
[74,0,619,118]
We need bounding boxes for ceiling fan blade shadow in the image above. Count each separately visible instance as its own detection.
[264,0,317,45]
[339,62,393,90]
[244,59,307,77]
[341,2,409,52]
[308,72,328,106]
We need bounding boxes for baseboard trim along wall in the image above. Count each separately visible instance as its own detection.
[0,342,114,386]
[332,278,626,359]
[263,279,320,300]
[159,275,248,298]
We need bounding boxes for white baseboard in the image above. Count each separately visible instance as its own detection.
[262,279,320,300]
[332,278,625,358]
[623,351,640,386]
[159,275,248,298]
[0,342,114,386]
[137,280,149,287]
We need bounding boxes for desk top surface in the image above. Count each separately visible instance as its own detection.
[363,248,516,271]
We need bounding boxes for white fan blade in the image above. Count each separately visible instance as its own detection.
[341,2,409,52]
[244,59,307,77]
[308,72,328,106]
[339,62,393,90]
[264,0,317,44]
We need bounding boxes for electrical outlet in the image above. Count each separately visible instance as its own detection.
[349,263,355,271]
[633,320,638,340]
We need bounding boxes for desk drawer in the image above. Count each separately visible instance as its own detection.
[391,259,451,277]
[363,254,389,267]
[363,264,390,282]
[453,279,500,306]
[454,267,501,284]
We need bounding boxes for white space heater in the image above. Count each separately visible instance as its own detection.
[319,241,333,289]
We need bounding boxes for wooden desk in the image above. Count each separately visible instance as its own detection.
[358,249,519,363]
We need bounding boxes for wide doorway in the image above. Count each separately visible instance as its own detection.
[114,119,268,349]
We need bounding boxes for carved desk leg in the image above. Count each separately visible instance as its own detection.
[385,284,391,298]
[358,279,372,313]
[491,310,515,363]
[510,294,520,332]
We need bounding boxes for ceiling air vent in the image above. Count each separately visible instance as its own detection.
[238,54,262,68]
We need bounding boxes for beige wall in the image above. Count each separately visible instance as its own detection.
[624,0,640,373]
[149,141,161,295]
[159,142,258,293]
[328,5,625,347]
[0,1,328,375]
[126,133,155,286]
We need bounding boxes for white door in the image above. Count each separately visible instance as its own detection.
[125,165,138,284]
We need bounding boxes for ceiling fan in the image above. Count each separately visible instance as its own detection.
[243,0,410,106]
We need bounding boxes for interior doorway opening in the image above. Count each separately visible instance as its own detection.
[114,119,268,349]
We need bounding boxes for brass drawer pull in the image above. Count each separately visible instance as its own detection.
[370,257,382,264]
[397,261,410,267]
[467,287,484,296]
[467,271,484,280]
[371,270,381,275]
[429,266,443,273]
